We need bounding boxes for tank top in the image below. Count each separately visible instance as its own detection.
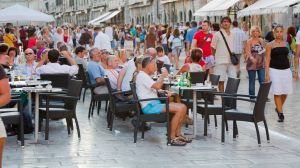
[189,63,203,72]
[246,41,265,71]
[270,42,290,70]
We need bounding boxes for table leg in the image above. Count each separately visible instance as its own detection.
[34,93,39,143]
[193,90,197,138]
[28,92,32,116]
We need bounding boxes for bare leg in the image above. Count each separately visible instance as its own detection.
[274,95,283,113]
[218,81,225,92]
[281,94,287,107]
[0,137,6,168]
[163,103,186,139]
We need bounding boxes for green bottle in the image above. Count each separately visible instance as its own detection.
[179,73,184,86]
[187,72,192,87]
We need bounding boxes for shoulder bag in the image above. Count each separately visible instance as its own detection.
[219,31,239,65]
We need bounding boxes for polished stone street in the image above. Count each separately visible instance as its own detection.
[3,59,300,168]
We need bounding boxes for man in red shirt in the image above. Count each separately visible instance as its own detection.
[192,20,214,75]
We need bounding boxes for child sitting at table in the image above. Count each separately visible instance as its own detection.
[156,46,171,65]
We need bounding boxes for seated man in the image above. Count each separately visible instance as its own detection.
[35,49,78,76]
[105,55,119,90]
[87,48,107,94]
[135,56,191,146]
[74,46,87,71]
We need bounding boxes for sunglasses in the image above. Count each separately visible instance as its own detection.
[25,53,33,55]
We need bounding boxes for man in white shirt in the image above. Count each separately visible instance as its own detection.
[211,17,236,92]
[231,20,248,78]
[94,27,112,53]
[53,27,64,49]
[36,49,78,76]
[104,24,114,46]
[135,56,189,146]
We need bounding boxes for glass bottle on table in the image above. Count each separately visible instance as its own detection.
[186,72,192,87]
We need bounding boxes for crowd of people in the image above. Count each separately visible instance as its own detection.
[0,17,299,150]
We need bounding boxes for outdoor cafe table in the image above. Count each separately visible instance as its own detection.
[9,80,52,87]
[171,85,217,139]
[12,86,63,143]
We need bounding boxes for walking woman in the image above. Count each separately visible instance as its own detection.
[265,25,293,122]
[144,26,157,53]
[168,28,183,70]
[245,26,266,99]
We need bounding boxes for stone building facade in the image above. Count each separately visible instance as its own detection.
[41,0,299,34]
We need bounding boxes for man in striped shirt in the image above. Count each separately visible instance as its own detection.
[231,20,248,78]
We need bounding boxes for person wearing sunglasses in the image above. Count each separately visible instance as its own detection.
[17,48,38,78]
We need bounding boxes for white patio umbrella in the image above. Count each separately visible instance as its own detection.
[0,4,54,23]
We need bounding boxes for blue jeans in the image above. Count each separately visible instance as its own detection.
[248,69,265,98]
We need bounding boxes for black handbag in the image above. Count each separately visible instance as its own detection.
[220,31,239,65]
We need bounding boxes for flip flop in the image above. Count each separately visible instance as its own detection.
[177,135,192,143]
[170,137,186,146]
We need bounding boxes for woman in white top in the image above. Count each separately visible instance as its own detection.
[105,55,119,90]
[168,29,183,69]
[177,48,204,74]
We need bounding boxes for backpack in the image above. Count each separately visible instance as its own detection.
[172,36,182,48]
[290,35,296,53]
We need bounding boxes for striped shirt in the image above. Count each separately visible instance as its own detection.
[231,27,248,54]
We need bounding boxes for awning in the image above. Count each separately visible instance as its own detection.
[95,10,121,23]
[293,3,300,13]
[247,0,300,15]
[264,0,300,13]
[88,11,112,24]
[161,0,178,4]
[194,0,240,16]
[238,0,290,17]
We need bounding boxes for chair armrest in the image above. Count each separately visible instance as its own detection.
[221,96,256,103]
[209,91,257,98]
[46,94,79,101]
[138,97,169,103]
[112,90,132,95]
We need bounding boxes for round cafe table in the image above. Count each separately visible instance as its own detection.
[171,85,217,139]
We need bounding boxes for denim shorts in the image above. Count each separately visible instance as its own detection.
[142,100,165,114]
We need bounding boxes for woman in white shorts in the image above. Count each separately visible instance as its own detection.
[0,64,11,167]
[265,25,293,122]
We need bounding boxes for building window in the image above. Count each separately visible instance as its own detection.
[179,11,183,22]
[70,0,75,6]
[56,0,63,5]
[189,10,192,21]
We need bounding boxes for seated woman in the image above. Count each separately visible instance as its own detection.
[105,55,119,90]
[178,48,205,74]
[8,47,17,69]
[118,49,128,69]
[135,56,191,146]
[18,48,38,79]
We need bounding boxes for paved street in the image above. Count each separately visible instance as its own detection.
[4,57,300,168]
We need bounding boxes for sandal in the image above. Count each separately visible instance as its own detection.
[170,137,186,146]
[177,135,193,143]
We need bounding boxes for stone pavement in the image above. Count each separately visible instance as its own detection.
[4,58,300,168]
